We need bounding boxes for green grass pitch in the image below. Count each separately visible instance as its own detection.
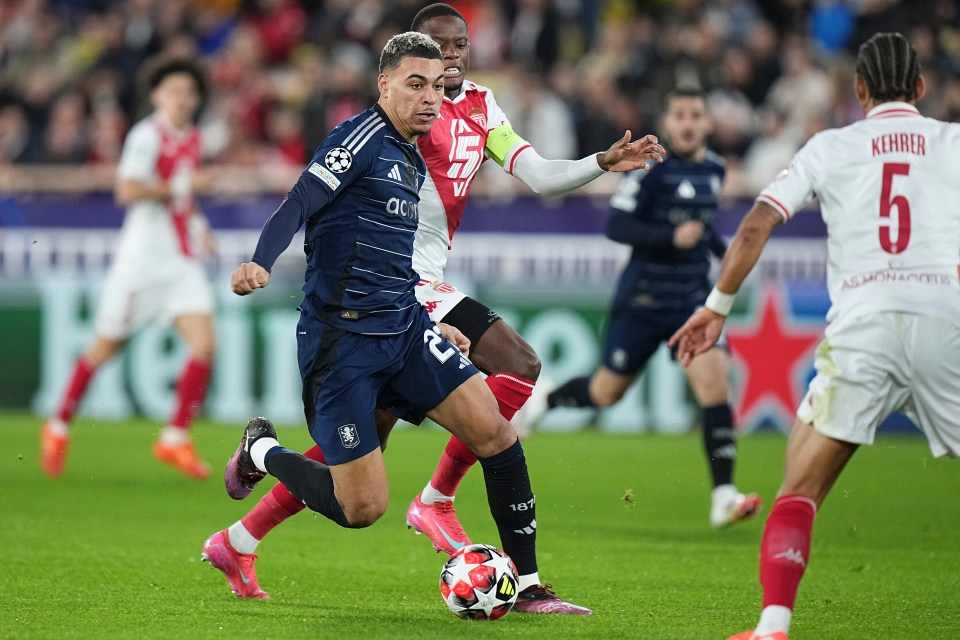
[3,412,959,639]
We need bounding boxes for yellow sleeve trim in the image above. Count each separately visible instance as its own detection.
[485,124,527,167]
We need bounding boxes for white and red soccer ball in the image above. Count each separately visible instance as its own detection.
[439,543,519,620]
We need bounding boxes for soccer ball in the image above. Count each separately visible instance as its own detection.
[439,543,519,620]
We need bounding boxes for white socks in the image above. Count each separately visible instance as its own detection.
[159,425,190,446]
[45,418,69,437]
[420,483,454,505]
[711,483,738,507]
[227,522,260,555]
[250,437,280,473]
[756,605,792,636]
[517,572,541,592]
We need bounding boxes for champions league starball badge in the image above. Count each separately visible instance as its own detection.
[325,147,353,173]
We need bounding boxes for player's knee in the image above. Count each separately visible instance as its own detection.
[591,385,625,408]
[489,339,541,381]
[470,416,517,458]
[190,339,216,362]
[342,498,387,528]
[511,345,541,381]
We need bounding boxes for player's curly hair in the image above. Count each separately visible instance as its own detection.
[141,56,208,103]
[378,31,442,73]
[411,3,466,32]
[855,33,921,103]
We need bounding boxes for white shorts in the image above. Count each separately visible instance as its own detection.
[797,312,960,457]
[415,279,467,323]
[95,259,215,340]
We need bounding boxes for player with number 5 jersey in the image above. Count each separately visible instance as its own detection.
[669,32,960,640]
[757,86,960,325]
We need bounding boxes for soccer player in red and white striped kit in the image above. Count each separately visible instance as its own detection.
[41,57,216,480]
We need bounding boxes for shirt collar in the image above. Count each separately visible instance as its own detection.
[373,103,414,145]
[866,101,921,120]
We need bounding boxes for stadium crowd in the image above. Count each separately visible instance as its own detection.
[0,0,957,196]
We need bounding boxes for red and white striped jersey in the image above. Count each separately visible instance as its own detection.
[414,80,528,281]
[758,101,960,324]
[114,113,202,269]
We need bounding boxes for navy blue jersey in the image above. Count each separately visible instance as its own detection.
[605,150,726,311]
[252,105,426,335]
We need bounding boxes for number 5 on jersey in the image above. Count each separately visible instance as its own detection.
[879,162,911,254]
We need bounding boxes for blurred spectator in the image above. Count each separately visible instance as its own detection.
[0,102,31,164]
[85,103,127,165]
[246,0,306,63]
[262,103,305,166]
[0,0,957,198]
[504,0,560,70]
[739,107,800,195]
[36,90,87,164]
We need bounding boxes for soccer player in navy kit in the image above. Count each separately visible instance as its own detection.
[216,32,570,609]
[546,89,762,529]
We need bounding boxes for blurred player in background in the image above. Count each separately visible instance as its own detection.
[209,31,592,615]
[545,88,762,529]
[40,58,216,480]
[669,33,960,640]
[202,3,663,612]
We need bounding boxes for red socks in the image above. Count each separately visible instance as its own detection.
[427,373,536,497]
[485,373,535,421]
[169,358,212,429]
[760,494,817,609]
[241,445,326,540]
[56,357,95,423]
[429,437,477,496]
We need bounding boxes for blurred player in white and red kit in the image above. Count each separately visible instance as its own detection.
[202,3,663,611]
[670,33,960,640]
[40,58,216,480]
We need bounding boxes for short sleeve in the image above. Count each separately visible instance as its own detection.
[756,138,821,221]
[482,88,511,132]
[117,122,160,183]
[610,169,655,214]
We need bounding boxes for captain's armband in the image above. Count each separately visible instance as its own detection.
[485,124,527,167]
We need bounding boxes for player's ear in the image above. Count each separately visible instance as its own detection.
[854,74,869,108]
[915,74,926,103]
[377,73,390,99]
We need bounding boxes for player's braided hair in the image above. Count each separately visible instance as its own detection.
[855,33,921,103]
[411,3,467,32]
[378,31,442,73]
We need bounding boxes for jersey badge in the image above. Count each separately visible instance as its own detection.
[308,162,342,190]
[338,424,360,449]
[466,107,486,129]
[431,281,456,293]
[677,179,696,199]
[325,147,353,173]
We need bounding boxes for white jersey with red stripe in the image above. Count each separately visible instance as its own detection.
[413,80,529,282]
[758,101,960,325]
[114,113,203,273]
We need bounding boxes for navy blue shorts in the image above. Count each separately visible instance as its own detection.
[297,309,479,465]
[602,306,695,376]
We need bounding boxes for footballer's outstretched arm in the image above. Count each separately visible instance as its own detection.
[232,173,336,296]
[486,124,664,197]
